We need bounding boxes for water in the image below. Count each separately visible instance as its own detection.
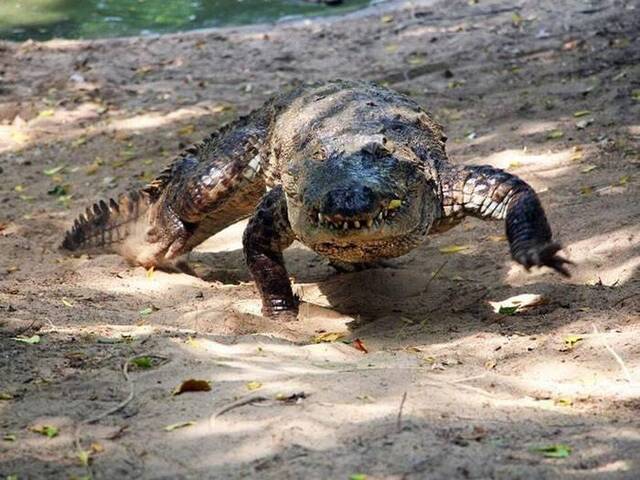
[0,0,374,42]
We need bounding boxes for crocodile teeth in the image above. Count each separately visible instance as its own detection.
[318,213,324,223]
[343,222,348,230]
[366,218,373,228]
[354,220,361,228]
[377,211,384,220]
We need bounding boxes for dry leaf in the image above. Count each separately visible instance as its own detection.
[353,338,369,353]
[439,245,469,254]
[246,381,262,391]
[563,335,583,349]
[172,379,212,395]
[178,124,195,136]
[489,294,545,314]
[312,332,346,343]
[546,130,564,140]
[163,421,196,432]
[484,359,497,370]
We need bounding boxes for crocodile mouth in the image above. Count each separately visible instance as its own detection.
[307,198,405,232]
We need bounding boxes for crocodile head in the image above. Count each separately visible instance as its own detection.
[282,135,438,262]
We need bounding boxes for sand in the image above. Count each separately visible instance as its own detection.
[1,0,639,478]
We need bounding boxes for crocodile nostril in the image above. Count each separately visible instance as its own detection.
[321,185,377,218]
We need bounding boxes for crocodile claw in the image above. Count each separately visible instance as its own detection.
[513,242,573,277]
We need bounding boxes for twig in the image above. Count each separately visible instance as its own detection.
[213,396,269,418]
[396,391,407,433]
[592,324,633,383]
[72,353,166,479]
[85,355,136,424]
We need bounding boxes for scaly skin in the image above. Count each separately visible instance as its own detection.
[62,80,571,318]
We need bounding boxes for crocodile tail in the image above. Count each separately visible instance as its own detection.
[61,190,152,254]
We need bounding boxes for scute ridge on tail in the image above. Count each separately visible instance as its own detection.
[61,189,151,253]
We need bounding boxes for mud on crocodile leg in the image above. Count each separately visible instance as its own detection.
[433,165,572,276]
[243,186,298,318]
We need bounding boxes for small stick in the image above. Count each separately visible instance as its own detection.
[214,396,269,418]
[396,391,408,432]
[85,355,135,424]
[592,323,633,383]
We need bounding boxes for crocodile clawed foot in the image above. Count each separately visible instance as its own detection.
[514,242,573,277]
[261,295,300,321]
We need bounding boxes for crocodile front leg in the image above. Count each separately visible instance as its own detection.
[243,186,298,318]
[142,112,272,266]
[434,165,572,276]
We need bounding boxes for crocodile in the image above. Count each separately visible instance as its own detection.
[62,80,571,318]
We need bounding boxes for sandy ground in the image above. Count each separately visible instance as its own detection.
[1,0,640,478]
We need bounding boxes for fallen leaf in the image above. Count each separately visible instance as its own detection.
[580,165,597,173]
[164,421,196,432]
[177,124,196,136]
[275,392,307,403]
[3,434,16,442]
[246,381,262,391]
[564,335,583,349]
[312,332,346,343]
[632,90,640,101]
[487,235,507,242]
[356,395,376,403]
[576,118,593,129]
[353,338,369,353]
[573,110,591,117]
[0,392,13,400]
[77,450,91,466]
[554,397,573,407]
[350,475,368,480]
[139,305,159,315]
[146,266,155,279]
[130,356,153,369]
[489,294,545,314]
[511,11,524,25]
[38,109,55,118]
[498,306,519,316]
[90,442,104,453]
[484,359,497,369]
[546,130,564,140]
[31,425,58,438]
[172,379,212,396]
[43,165,65,176]
[580,186,593,195]
[384,44,399,53]
[447,80,466,89]
[210,104,234,113]
[439,245,469,254]
[85,161,101,175]
[534,444,571,458]
[61,298,73,307]
[381,15,394,23]
[71,136,87,148]
[406,54,425,65]
[13,335,41,345]
[569,147,583,162]
[619,175,630,185]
